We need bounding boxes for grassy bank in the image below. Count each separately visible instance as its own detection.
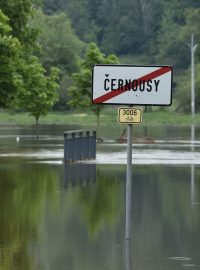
[0,109,199,126]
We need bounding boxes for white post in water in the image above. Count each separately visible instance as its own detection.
[190,32,198,119]
[126,123,132,240]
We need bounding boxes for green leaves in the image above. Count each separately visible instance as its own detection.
[0,9,11,34]
[0,3,60,121]
[69,42,119,111]
[0,1,41,108]
[69,42,118,136]
[0,0,39,48]
[13,56,59,120]
[29,9,84,109]
[31,10,83,73]
[0,9,21,107]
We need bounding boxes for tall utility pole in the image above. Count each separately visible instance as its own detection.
[190,32,198,119]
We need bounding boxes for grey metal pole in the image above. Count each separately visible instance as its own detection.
[191,124,195,207]
[191,164,195,207]
[190,33,197,207]
[125,124,133,240]
[191,32,198,119]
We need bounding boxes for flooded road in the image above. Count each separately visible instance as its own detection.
[0,124,200,270]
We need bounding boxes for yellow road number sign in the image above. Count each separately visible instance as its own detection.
[118,107,142,124]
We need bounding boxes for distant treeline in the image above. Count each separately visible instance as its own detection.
[0,0,200,113]
[42,0,200,112]
[43,0,199,67]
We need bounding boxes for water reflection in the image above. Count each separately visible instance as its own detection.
[0,162,61,270]
[73,165,123,237]
[1,160,200,269]
[0,125,200,269]
[190,124,199,206]
[64,163,96,188]
[191,124,195,206]
[125,239,132,270]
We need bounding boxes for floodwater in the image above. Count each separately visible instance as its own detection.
[0,124,200,270]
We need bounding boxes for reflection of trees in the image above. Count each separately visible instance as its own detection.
[33,164,126,270]
[0,162,59,270]
[133,165,200,268]
[76,167,123,237]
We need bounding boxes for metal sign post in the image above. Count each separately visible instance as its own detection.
[91,64,173,243]
[126,123,133,240]
[117,107,142,240]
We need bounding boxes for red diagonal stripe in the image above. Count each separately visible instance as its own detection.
[93,66,172,104]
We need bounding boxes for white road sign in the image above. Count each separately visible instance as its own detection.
[92,65,173,105]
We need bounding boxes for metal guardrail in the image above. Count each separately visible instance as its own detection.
[64,130,96,162]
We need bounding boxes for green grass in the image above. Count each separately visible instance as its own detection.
[0,109,198,126]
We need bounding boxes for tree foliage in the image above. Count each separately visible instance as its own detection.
[155,6,200,112]
[0,9,21,107]
[0,0,60,121]
[1,0,200,113]
[31,10,83,73]
[0,0,40,51]
[30,9,83,109]
[13,56,59,137]
[69,42,118,112]
[42,0,200,67]
[42,0,200,114]
[69,43,118,136]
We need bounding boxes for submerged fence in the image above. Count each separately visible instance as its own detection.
[64,130,96,162]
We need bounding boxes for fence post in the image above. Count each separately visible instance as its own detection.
[89,130,96,159]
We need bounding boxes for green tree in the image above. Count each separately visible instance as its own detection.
[164,8,200,112]
[179,8,200,60]
[0,0,40,50]
[13,56,59,138]
[153,0,189,71]
[0,1,61,119]
[31,9,83,109]
[175,63,200,113]
[69,42,118,137]
[31,10,83,73]
[0,9,21,108]
[43,0,100,43]
[42,0,200,59]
